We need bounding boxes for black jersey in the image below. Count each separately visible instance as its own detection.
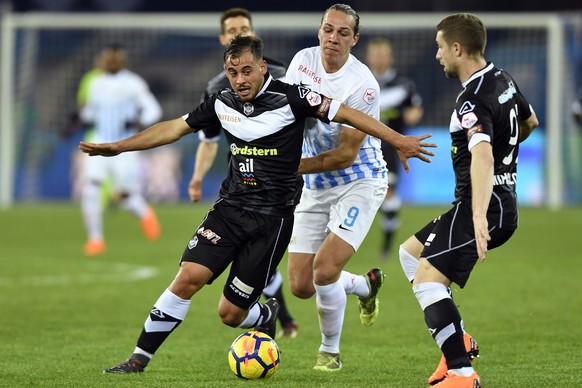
[184,74,333,217]
[199,57,287,141]
[450,62,532,228]
[376,69,422,133]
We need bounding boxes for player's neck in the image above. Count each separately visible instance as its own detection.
[459,58,487,84]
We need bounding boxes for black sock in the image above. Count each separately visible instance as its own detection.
[424,298,471,370]
[263,285,293,326]
[136,307,183,356]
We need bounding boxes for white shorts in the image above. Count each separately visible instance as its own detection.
[82,152,144,193]
[289,177,387,253]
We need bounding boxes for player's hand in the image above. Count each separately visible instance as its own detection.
[188,179,202,202]
[397,134,437,173]
[79,141,121,157]
[473,215,491,261]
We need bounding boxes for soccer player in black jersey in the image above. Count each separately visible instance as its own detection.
[366,37,424,261]
[398,13,539,387]
[187,7,298,340]
[80,34,435,374]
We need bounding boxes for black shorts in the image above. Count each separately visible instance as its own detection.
[180,200,294,309]
[415,200,515,288]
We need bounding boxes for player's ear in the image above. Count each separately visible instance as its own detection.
[219,34,228,46]
[351,33,360,48]
[260,59,267,74]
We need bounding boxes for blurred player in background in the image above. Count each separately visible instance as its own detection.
[366,37,424,261]
[79,44,162,255]
[187,7,298,339]
[284,4,434,371]
[399,13,538,387]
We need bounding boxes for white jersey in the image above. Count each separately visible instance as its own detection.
[81,69,162,142]
[284,46,386,190]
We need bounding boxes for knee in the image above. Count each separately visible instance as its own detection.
[219,310,242,327]
[218,301,246,327]
[288,278,315,299]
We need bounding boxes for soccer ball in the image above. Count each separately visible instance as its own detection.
[228,330,280,379]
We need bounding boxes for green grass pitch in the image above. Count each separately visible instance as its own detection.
[1,203,580,387]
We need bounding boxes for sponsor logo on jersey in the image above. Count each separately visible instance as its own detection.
[363,88,377,105]
[306,91,322,106]
[458,101,476,115]
[297,64,322,84]
[218,113,242,123]
[298,85,311,98]
[424,232,436,247]
[230,144,278,156]
[229,276,254,299]
[461,112,478,129]
[239,158,257,186]
[196,227,221,244]
[188,236,199,249]
[494,172,517,185]
[243,102,254,116]
[497,81,517,104]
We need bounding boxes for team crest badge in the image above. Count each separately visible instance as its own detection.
[188,236,199,249]
[243,102,254,116]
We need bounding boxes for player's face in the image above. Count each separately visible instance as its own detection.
[224,49,267,102]
[102,49,126,74]
[366,43,393,75]
[220,16,255,46]
[435,31,459,79]
[317,10,359,72]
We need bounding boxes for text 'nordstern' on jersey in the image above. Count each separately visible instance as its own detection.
[230,144,278,156]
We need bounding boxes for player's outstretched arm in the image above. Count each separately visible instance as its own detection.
[79,118,192,157]
[332,103,437,173]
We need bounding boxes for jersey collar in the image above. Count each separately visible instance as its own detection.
[462,62,494,88]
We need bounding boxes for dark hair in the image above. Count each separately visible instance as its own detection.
[220,7,253,34]
[437,13,487,57]
[321,3,360,36]
[224,34,263,63]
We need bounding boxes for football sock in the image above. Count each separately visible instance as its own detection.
[399,245,420,283]
[239,302,262,328]
[315,281,346,354]
[380,195,401,252]
[120,192,149,219]
[339,271,369,298]
[414,282,471,370]
[135,289,190,355]
[81,182,104,241]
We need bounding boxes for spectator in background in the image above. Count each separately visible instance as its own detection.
[187,7,298,339]
[79,44,162,255]
[365,37,424,261]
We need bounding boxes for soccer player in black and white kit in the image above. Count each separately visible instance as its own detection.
[187,7,298,340]
[79,35,435,373]
[398,13,539,387]
[365,37,424,261]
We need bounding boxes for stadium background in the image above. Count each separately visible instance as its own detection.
[1,1,581,207]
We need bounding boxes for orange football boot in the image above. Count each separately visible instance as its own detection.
[141,206,161,241]
[432,371,481,387]
[428,332,479,385]
[84,239,106,256]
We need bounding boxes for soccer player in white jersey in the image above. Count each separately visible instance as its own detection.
[79,44,162,255]
[284,4,434,371]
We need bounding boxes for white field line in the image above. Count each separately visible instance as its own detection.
[0,261,159,287]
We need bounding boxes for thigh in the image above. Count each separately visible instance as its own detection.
[83,154,109,183]
[327,178,387,251]
[112,152,143,192]
[224,211,294,309]
[288,189,329,255]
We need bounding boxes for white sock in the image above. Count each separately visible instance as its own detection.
[81,183,103,240]
[339,271,369,298]
[121,193,149,218]
[315,281,346,354]
[238,302,261,328]
[448,367,475,377]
